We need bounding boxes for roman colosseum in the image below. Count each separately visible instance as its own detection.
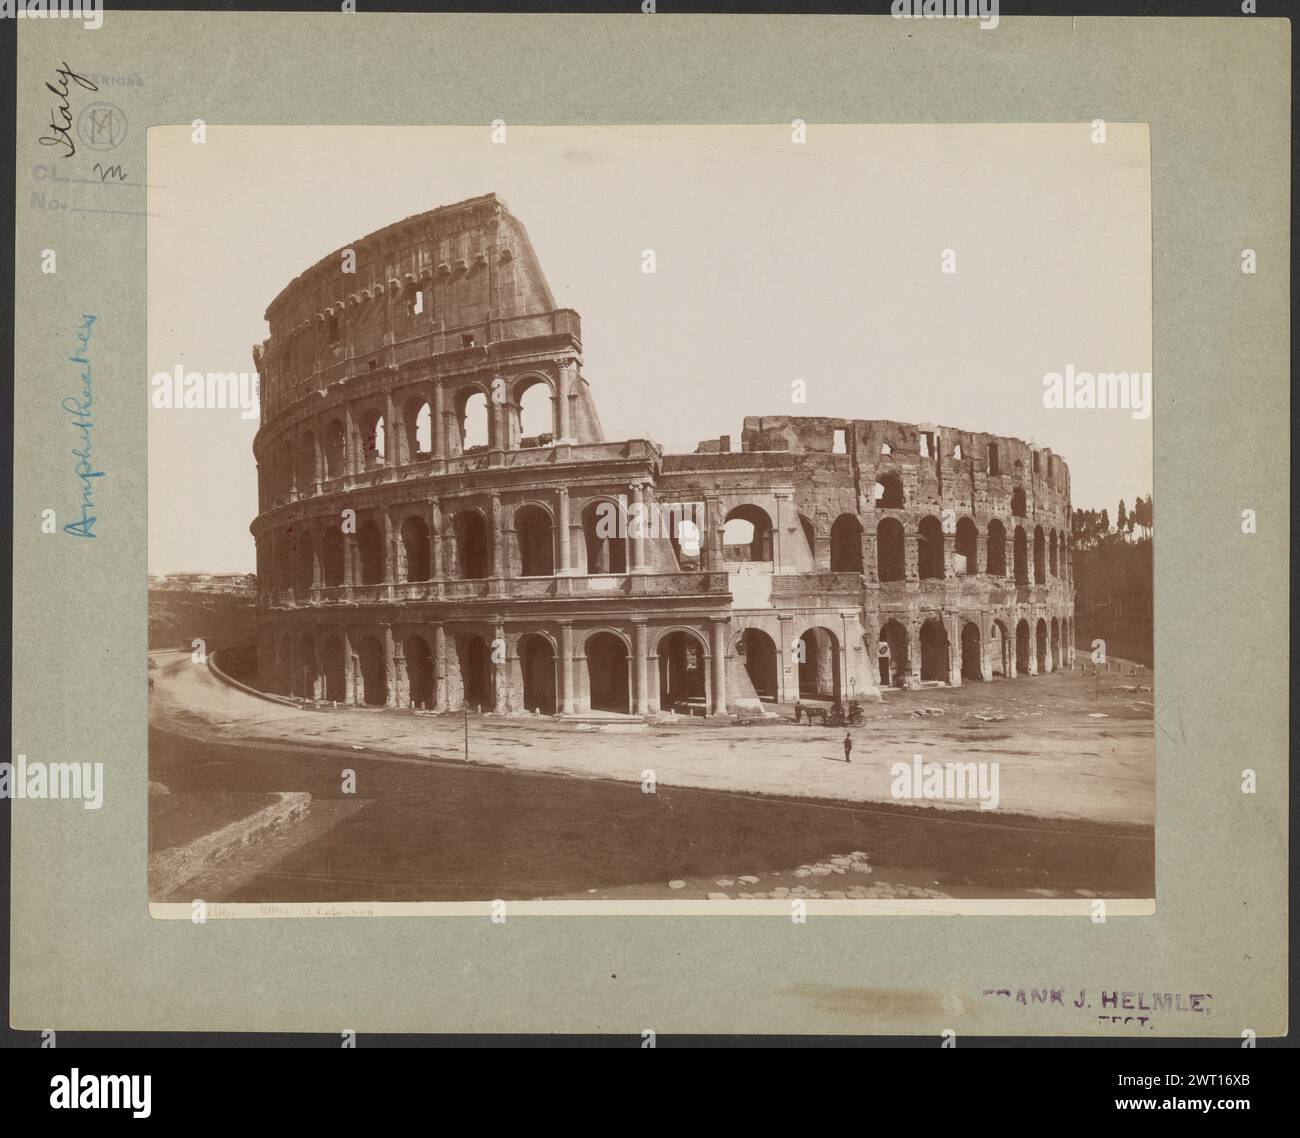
[250,193,1074,718]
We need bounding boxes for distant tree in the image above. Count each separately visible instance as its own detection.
[1117,500,1128,541]
[1100,508,1110,537]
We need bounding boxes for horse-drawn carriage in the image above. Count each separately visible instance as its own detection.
[797,700,865,727]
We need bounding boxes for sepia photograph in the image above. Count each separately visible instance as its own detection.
[146,124,1154,913]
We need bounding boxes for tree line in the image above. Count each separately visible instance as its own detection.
[1071,494,1152,550]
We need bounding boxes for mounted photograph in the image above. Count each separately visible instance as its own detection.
[146,123,1153,915]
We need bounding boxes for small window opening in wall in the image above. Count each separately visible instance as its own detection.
[953,443,963,460]
[919,432,931,458]
[988,442,1001,475]
[832,429,847,455]
[325,313,340,344]
[412,289,424,316]
[462,333,476,348]
[1033,451,1041,474]
[367,358,378,371]
[881,441,892,457]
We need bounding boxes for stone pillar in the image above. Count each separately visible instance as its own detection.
[559,622,575,714]
[382,511,395,583]
[557,487,572,574]
[710,618,728,716]
[385,392,397,467]
[908,620,922,686]
[434,623,448,710]
[490,492,503,579]
[630,483,647,573]
[342,629,355,704]
[703,496,722,572]
[431,501,444,580]
[493,621,507,713]
[312,434,323,493]
[555,359,571,442]
[949,614,962,687]
[432,382,446,459]
[344,407,358,476]
[343,530,356,588]
[778,614,795,704]
[633,620,649,715]
[384,626,398,707]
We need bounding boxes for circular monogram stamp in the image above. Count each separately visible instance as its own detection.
[77,102,128,151]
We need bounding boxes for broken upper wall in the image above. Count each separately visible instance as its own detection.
[255,194,572,406]
[695,415,1072,522]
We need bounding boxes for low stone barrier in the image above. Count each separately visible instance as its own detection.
[149,791,312,898]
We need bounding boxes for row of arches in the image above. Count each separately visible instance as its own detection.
[869,474,1036,519]
[263,374,567,503]
[875,517,1069,584]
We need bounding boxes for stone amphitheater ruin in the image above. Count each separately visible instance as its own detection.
[251,193,1075,718]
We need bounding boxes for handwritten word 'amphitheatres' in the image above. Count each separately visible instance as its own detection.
[64,314,104,538]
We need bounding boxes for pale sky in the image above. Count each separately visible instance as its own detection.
[148,124,1152,574]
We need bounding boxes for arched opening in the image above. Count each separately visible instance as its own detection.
[357,519,385,585]
[1036,618,1049,673]
[1011,486,1027,517]
[658,631,707,710]
[456,634,492,710]
[515,379,554,447]
[1033,526,1046,584]
[987,519,1007,576]
[322,636,346,702]
[990,620,1009,677]
[582,500,627,574]
[1015,619,1031,673]
[667,504,703,567]
[281,440,295,497]
[830,513,864,572]
[297,634,319,699]
[877,517,906,581]
[453,511,489,580]
[518,634,557,715]
[1049,530,1059,577]
[918,516,945,579]
[403,635,435,709]
[876,472,904,509]
[586,632,630,713]
[799,515,817,562]
[738,628,778,701]
[356,635,387,706]
[324,419,346,479]
[1014,525,1029,584]
[722,505,774,563]
[404,397,432,461]
[293,531,315,592]
[296,431,317,491]
[878,619,909,688]
[798,627,841,702]
[920,618,950,683]
[955,517,978,575]
[961,621,982,681]
[359,410,385,468]
[1050,617,1061,671]
[456,388,490,453]
[321,527,344,587]
[275,531,293,591]
[401,516,431,582]
[515,505,555,577]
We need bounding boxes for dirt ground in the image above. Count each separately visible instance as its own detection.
[150,650,1154,827]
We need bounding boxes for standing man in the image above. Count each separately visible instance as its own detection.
[794,700,803,725]
[842,732,853,763]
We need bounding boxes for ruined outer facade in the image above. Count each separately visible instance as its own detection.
[251,194,1074,717]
